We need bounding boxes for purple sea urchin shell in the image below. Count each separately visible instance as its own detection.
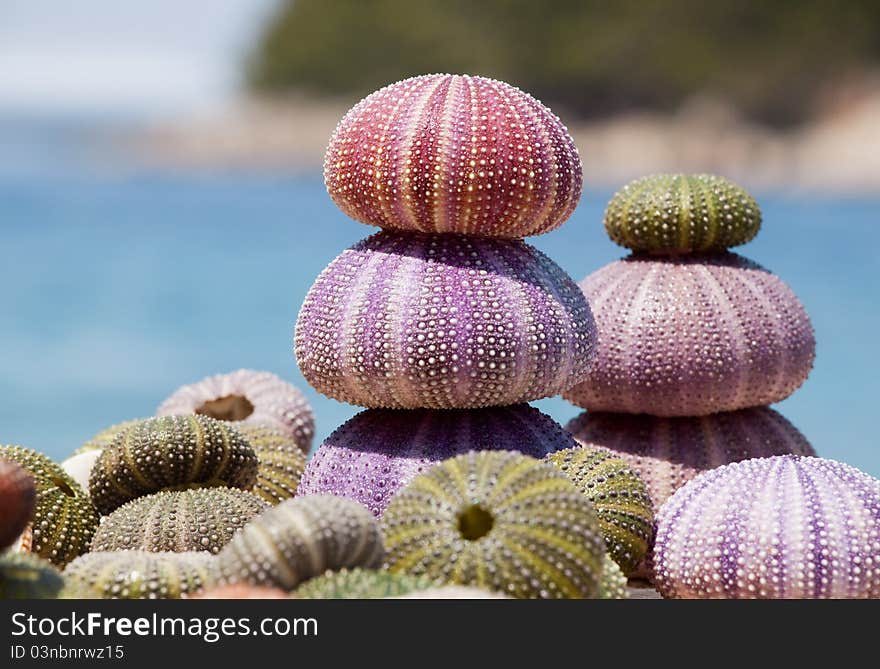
[325,74,583,239]
[295,230,596,409]
[653,455,880,599]
[563,253,815,416]
[565,407,815,511]
[158,370,314,453]
[298,404,577,515]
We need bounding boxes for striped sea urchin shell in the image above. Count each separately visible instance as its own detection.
[158,370,314,454]
[64,550,216,599]
[654,455,880,599]
[91,488,268,554]
[604,174,761,254]
[0,446,99,568]
[0,460,36,551]
[564,408,815,511]
[189,584,289,599]
[0,552,66,600]
[295,231,596,409]
[545,446,654,575]
[294,568,434,599]
[299,404,577,515]
[236,424,307,505]
[598,554,629,599]
[325,74,582,238]
[563,252,815,416]
[381,450,605,598]
[216,495,384,591]
[89,416,258,516]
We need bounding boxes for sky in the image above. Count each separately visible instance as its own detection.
[0,0,278,118]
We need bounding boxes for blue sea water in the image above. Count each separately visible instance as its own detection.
[1,131,878,476]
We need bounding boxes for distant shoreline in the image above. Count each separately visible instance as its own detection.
[126,90,880,194]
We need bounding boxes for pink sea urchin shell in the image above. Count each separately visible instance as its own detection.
[299,404,577,515]
[295,230,596,409]
[565,407,815,510]
[157,369,314,453]
[563,253,815,416]
[653,455,880,599]
[324,74,583,239]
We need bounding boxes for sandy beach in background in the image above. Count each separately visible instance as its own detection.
[127,82,880,194]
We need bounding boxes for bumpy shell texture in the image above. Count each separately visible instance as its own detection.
[91,488,268,554]
[88,416,258,516]
[0,551,66,599]
[325,74,583,239]
[74,419,141,456]
[654,455,880,599]
[299,404,577,515]
[64,550,215,600]
[0,460,36,551]
[236,424,307,505]
[157,369,314,454]
[563,252,815,416]
[604,174,761,254]
[295,230,596,409]
[565,408,816,511]
[382,450,605,598]
[0,446,99,567]
[295,568,434,599]
[190,584,289,599]
[545,446,654,575]
[216,495,384,591]
[597,554,629,600]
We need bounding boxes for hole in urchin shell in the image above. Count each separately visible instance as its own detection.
[196,394,254,421]
[457,504,494,541]
[51,475,76,497]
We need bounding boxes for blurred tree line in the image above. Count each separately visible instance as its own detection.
[246,0,880,127]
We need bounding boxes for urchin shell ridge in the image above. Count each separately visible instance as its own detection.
[236,424,306,505]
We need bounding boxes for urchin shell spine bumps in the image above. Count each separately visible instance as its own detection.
[0,446,99,568]
[325,74,583,239]
[89,416,259,516]
[653,455,880,599]
[294,568,434,599]
[565,408,816,510]
[0,460,36,551]
[0,551,66,600]
[381,450,605,598]
[64,551,215,599]
[299,404,578,515]
[295,231,596,409]
[236,424,307,505]
[90,488,268,554]
[216,495,384,591]
[563,253,815,416]
[604,174,761,254]
[545,446,654,575]
[157,369,314,454]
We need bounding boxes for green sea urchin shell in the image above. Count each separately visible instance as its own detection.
[216,495,384,591]
[604,173,761,254]
[0,446,99,568]
[64,550,215,599]
[0,551,66,599]
[0,460,36,551]
[392,585,510,599]
[74,419,141,456]
[598,554,628,600]
[89,416,258,516]
[545,446,654,575]
[91,488,268,554]
[236,425,306,505]
[295,568,434,599]
[381,451,606,599]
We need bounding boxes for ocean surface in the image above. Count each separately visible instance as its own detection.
[1,123,878,476]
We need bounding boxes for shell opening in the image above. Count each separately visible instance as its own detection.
[51,475,76,497]
[196,394,254,422]
[457,504,494,541]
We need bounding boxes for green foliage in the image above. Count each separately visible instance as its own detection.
[247,0,880,126]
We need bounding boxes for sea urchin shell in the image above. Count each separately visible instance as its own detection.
[294,568,434,599]
[295,230,596,409]
[603,174,761,254]
[382,450,605,598]
[299,404,577,515]
[236,424,307,505]
[157,370,314,454]
[0,460,36,551]
[653,455,880,599]
[89,416,258,516]
[216,495,384,591]
[563,252,815,416]
[325,74,582,238]
[91,488,268,554]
